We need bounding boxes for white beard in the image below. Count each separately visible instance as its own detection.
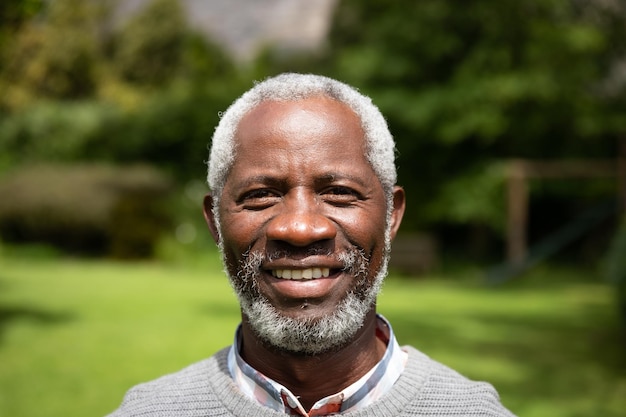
[224,246,390,355]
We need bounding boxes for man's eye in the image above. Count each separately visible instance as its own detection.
[240,189,280,208]
[323,187,361,204]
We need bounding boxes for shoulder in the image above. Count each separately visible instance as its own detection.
[106,348,231,417]
[399,346,517,416]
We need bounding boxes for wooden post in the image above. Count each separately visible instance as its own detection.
[503,157,616,267]
[507,160,528,265]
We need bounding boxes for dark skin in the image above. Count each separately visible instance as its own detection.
[203,95,405,410]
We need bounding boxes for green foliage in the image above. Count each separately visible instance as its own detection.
[424,162,507,230]
[319,0,625,232]
[0,0,243,187]
[0,100,120,167]
[0,0,45,67]
[0,0,624,261]
[0,0,104,107]
[111,0,186,85]
[179,32,236,81]
[0,164,173,258]
[0,0,238,110]
[88,80,243,180]
[0,79,245,180]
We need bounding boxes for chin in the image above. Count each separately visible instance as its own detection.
[240,275,382,355]
[227,243,390,354]
[244,297,371,355]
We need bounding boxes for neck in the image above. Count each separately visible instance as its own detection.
[240,309,385,411]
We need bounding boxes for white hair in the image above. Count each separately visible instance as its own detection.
[207,73,398,198]
[207,74,398,352]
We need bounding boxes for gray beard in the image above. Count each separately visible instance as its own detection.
[225,246,390,355]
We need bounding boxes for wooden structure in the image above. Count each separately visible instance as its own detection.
[389,234,438,275]
[506,146,626,265]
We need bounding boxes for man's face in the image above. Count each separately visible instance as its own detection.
[206,95,404,354]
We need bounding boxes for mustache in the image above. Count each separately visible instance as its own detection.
[266,245,333,261]
[238,245,370,282]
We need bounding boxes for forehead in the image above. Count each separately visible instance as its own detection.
[234,96,368,159]
[227,96,375,184]
[235,95,364,147]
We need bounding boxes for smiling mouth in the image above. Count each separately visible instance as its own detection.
[271,268,331,280]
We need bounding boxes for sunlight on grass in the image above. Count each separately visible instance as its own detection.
[0,251,239,416]
[379,273,625,417]
[0,251,624,417]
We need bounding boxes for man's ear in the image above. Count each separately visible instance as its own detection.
[203,193,220,243]
[388,186,406,241]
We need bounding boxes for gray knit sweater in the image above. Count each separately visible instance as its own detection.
[107,346,516,416]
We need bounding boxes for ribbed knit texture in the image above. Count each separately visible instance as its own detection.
[107,346,516,416]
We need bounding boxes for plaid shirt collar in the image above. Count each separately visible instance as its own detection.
[227,314,408,417]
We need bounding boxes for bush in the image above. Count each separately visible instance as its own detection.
[0,0,102,107]
[86,83,227,180]
[111,0,186,86]
[0,100,120,169]
[0,163,173,258]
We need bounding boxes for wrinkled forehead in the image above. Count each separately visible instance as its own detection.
[233,96,367,151]
[208,79,397,199]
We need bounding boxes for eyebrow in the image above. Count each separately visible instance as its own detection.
[233,172,370,190]
[233,175,287,190]
[314,173,369,188]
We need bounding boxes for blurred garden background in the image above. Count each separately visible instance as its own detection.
[0,0,625,416]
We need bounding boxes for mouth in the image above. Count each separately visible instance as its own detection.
[271,267,332,280]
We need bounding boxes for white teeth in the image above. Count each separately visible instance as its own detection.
[271,268,331,280]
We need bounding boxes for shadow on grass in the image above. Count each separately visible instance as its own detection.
[386,302,626,416]
[0,305,75,343]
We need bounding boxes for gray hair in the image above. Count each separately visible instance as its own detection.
[207,73,397,198]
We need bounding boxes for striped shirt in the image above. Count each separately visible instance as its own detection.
[227,314,408,416]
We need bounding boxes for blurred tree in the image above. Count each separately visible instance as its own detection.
[111,0,186,86]
[317,0,626,245]
[180,32,235,83]
[0,0,44,71]
[0,0,105,108]
[85,81,243,181]
[4,0,622,263]
[0,0,246,257]
[0,0,241,182]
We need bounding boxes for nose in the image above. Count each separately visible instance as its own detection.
[266,193,336,247]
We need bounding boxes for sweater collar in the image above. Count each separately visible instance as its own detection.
[227,314,408,416]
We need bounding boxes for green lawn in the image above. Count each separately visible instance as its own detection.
[0,248,624,417]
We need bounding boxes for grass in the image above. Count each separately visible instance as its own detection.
[0,246,624,417]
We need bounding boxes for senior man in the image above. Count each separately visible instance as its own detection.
[108,73,516,417]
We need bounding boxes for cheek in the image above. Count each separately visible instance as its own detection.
[219,210,266,257]
[332,207,388,250]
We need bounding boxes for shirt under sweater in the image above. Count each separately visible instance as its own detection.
[228,315,408,416]
[107,346,517,416]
